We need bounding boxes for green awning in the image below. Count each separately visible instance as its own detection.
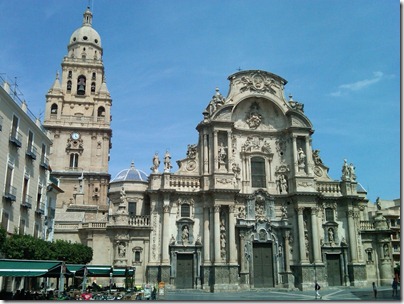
[0,259,72,277]
[66,264,86,275]
[74,265,134,277]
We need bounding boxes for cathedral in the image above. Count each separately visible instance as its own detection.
[43,7,394,291]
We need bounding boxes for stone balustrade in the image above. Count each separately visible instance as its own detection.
[169,175,200,191]
[360,220,375,230]
[54,215,151,231]
[316,181,341,195]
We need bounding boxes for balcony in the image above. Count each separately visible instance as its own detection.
[9,130,22,148]
[26,144,37,160]
[3,185,17,201]
[35,203,45,215]
[360,220,375,230]
[21,195,33,209]
[40,156,49,170]
[0,115,3,131]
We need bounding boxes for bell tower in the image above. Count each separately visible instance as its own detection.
[43,7,112,219]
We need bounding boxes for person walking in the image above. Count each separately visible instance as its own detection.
[315,281,321,299]
[392,278,398,296]
[372,282,377,298]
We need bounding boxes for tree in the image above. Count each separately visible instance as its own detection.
[1,234,92,264]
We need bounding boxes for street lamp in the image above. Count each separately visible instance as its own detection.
[109,266,113,294]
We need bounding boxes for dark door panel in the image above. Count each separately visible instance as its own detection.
[176,254,194,289]
[253,242,274,287]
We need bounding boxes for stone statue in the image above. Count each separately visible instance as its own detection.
[182,225,189,244]
[151,152,160,173]
[220,233,226,258]
[170,234,176,245]
[349,163,356,181]
[279,175,288,194]
[297,148,306,165]
[383,244,389,258]
[342,159,349,181]
[280,205,288,219]
[118,242,126,258]
[120,187,128,205]
[312,149,323,165]
[232,163,241,180]
[163,150,172,173]
[328,228,334,243]
[218,142,227,162]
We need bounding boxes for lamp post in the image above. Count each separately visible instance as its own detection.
[109,266,113,294]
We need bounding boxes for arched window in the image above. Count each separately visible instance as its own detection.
[67,80,72,92]
[91,82,96,93]
[70,153,79,168]
[68,71,72,79]
[77,75,86,95]
[92,72,96,80]
[51,103,58,114]
[135,251,141,262]
[251,157,266,188]
[97,106,105,117]
[181,203,190,218]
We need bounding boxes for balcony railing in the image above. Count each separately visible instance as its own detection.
[40,156,49,170]
[9,130,22,147]
[35,202,45,215]
[21,195,33,209]
[3,185,17,201]
[128,215,150,226]
[26,144,37,160]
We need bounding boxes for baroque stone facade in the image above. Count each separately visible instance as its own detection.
[47,8,395,291]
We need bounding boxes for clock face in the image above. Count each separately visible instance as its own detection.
[71,132,80,140]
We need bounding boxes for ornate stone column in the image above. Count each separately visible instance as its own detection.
[347,209,358,262]
[213,131,219,171]
[162,197,170,264]
[284,231,291,272]
[214,205,221,263]
[227,131,232,172]
[311,208,321,263]
[228,205,237,264]
[297,207,307,263]
[292,135,299,174]
[305,137,313,175]
[203,133,209,174]
[203,206,211,264]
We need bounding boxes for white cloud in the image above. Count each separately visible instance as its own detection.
[330,71,384,97]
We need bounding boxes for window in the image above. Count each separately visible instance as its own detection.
[367,250,373,262]
[4,162,15,200]
[70,153,79,168]
[325,208,334,222]
[135,251,141,262]
[22,176,29,206]
[37,186,43,210]
[34,223,40,238]
[77,75,86,95]
[68,71,72,79]
[251,157,266,188]
[19,218,26,235]
[91,82,96,93]
[40,144,49,169]
[92,72,96,80]
[128,202,136,218]
[51,103,58,114]
[97,107,105,117]
[67,80,72,92]
[1,211,9,231]
[26,130,36,159]
[181,204,190,218]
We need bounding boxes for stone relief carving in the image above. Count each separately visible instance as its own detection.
[216,178,233,185]
[238,72,279,94]
[66,137,84,154]
[232,163,241,185]
[245,102,263,129]
[288,95,304,112]
[237,206,246,219]
[275,137,287,158]
[242,136,272,154]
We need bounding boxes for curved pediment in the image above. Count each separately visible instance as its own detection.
[232,97,288,131]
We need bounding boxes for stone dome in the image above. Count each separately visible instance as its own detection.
[69,7,102,48]
[111,162,148,182]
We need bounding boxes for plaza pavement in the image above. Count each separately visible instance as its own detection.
[157,286,401,302]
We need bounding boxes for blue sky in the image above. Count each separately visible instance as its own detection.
[0,0,400,203]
